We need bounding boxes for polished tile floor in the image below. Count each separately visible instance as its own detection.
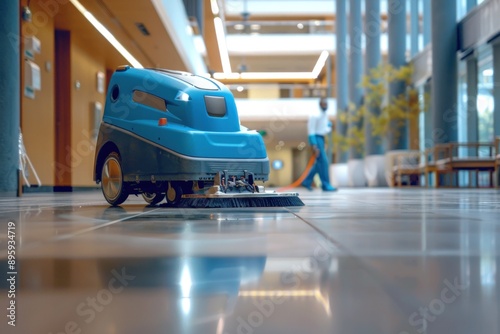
[1,188,500,334]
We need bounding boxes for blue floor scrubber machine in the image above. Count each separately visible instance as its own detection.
[93,66,303,208]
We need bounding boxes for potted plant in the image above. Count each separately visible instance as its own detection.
[333,63,424,186]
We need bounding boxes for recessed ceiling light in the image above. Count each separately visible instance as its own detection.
[250,24,261,30]
[234,24,245,30]
[135,22,150,36]
[236,86,244,92]
[297,23,304,29]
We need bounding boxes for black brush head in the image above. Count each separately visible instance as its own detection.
[175,196,304,208]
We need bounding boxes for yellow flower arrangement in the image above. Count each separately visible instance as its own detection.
[334,63,424,156]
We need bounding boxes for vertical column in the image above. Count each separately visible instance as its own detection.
[431,0,457,144]
[421,0,432,153]
[0,0,20,195]
[364,0,382,156]
[423,0,431,46]
[492,39,500,137]
[387,0,407,150]
[409,0,420,150]
[422,0,432,150]
[465,52,479,144]
[410,0,420,57]
[348,0,363,159]
[423,80,433,148]
[335,0,349,163]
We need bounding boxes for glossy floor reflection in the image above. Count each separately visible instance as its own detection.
[1,188,500,334]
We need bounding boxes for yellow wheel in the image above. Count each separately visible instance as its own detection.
[166,182,183,206]
[101,152,129,206]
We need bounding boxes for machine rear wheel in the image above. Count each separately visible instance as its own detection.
[142,192,165,205]
[166,182,183,206]
[101,152,129,206]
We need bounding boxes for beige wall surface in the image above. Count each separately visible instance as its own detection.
[18,2,309,189]
[70,34,106,187]
[267,149,293,187]
[20,1,125,189]
[21,1,56,186]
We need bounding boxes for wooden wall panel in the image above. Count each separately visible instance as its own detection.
[54,30,72,190]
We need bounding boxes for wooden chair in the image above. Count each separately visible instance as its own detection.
[392,151,421,187]
[421,145,456,187]
[429,142,496,188]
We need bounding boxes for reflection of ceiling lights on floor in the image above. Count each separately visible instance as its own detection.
[238,289,331,315]
[239,289,316,297]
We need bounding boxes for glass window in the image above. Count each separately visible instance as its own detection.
[477,64,494,144]
[457,0,467,20]
[418,85,425,150]
[458,60,467,146]
[477,45,494,147]
[132,90,167,112]
[457,0,483,21]
[457,61,468,185]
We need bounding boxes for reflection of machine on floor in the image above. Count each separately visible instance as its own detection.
[19,131,41,188]
[99,256,266,317]
[93,66,303,208]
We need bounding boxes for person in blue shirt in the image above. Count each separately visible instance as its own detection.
[301,97,337,191]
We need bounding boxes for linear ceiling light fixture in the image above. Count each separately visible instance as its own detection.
[311,50,329,78]
[210,0,220,15]
[210,0,231,75]
[69,0,143,68]
[214,17,232,74]
[211,0,232,74]
[213,72,315,80]
[213,50,329,81]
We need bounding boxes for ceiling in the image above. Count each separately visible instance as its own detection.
[53,0,402,85]
[49,0,338,145]
[58,0,342,84]
[220,0,335,79]
[50,0,394,147]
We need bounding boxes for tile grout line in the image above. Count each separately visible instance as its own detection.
[0,201,108,215]
[284,208,347,253]
[18,208,161,252]
[285,207,426,314]
[52,208,162,241]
